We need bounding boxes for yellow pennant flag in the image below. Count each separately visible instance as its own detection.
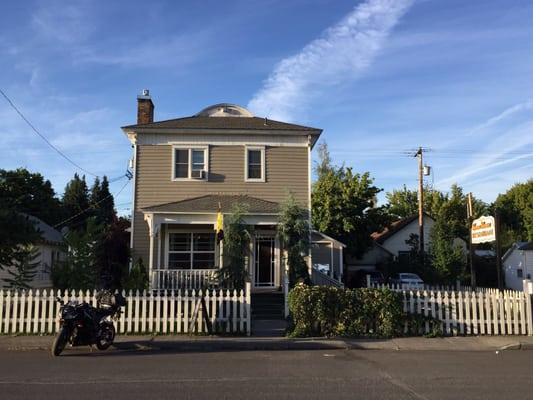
[215,210,224,242]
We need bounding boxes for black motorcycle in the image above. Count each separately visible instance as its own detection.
[52,291,125,356]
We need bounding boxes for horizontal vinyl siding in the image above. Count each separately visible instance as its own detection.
[132,144,309,264]
[136,145,308,207]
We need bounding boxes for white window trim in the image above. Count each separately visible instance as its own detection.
[165,231,217,270]
[171,145,209,181]
[244,145,265,182]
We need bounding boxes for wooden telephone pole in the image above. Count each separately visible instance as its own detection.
[467,192,476,288]
[416,147,425,256]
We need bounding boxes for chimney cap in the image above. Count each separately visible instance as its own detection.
[137,89,151,100]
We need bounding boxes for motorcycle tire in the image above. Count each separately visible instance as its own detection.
[96,323,115,351]
[52,326,69,357]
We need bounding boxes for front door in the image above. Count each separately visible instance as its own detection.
[254,237,275,287]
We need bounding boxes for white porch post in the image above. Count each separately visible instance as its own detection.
[157,226,162,270]
[283,248,289,317]
[144,213,160,288]
[339,245,344,282]
[330,242,334,278]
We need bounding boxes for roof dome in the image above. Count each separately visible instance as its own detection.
[195,103,254,118]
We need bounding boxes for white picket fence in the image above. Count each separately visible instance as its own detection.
[370,280,533,336]
[0,284,251,336]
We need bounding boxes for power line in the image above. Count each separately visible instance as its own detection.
[53,179,131,229]
[0,88,99,177]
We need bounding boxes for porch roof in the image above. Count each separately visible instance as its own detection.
[141,194,280,215]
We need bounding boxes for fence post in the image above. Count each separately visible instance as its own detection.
[366,274,371,288]
[523,279,533,336]
[245,280,252,336]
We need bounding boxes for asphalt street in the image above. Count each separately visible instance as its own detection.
[0,348,532,399]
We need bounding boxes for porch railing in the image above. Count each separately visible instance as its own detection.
[151,269,218,291]
[311,267,344,288]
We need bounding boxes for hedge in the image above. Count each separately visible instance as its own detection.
[287,285,406,338]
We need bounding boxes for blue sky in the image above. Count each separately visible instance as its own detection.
[1,0,533,215]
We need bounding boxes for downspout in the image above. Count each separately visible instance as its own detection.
[308,135,312,277]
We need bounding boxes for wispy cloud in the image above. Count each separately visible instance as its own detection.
[469,99,533,135]
[436,120,533,187]
[31,0,94,45]
[248,0,414,121]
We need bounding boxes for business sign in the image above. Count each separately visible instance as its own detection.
[471,216,496,244]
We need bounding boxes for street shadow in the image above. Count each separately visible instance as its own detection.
[58,338,347,358]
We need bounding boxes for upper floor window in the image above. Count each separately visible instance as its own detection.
[172,146,208,180]
[245,146,265,182]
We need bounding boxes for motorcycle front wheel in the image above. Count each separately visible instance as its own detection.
[52,326,69,357]
[96,323,115,350]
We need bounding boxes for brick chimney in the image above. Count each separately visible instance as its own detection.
[137,89,154,124]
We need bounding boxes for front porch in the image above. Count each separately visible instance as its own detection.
[145,221,286,293]
[140,195,344,296]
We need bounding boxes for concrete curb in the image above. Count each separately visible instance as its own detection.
[2,335,533,353]
[0,336,349,353]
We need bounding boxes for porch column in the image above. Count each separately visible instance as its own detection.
[144,213,160,286]
[330,242,334,278]
[339,245,344,282]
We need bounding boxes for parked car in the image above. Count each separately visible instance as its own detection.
[393,273,424,289]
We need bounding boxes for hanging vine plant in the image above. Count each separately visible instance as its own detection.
[216,204,251,290]
[277,192,311,287]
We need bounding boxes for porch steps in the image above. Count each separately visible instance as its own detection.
[251,293,285,320]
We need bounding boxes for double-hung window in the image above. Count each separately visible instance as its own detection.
[167,232,216,269]
[245,146,265,182]
[173,146,208,180]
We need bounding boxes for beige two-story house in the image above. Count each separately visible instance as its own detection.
[122,91,343,297]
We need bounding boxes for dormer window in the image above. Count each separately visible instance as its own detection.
[172,145,208,180]
[245,146,265,182]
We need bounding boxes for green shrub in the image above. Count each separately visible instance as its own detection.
[288,285,405,338]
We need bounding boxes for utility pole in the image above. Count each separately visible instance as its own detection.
[467,192,476,288]
[416,147,425,256]
[495,209,503,290]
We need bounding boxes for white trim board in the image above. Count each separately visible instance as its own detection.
[131,133,310,147]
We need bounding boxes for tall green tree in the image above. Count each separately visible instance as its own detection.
[95,217,130,290]
[494,179,533,248]
[90,175,115,226]
[385,185,447,219]
[52,217,102,290]
[314,141,333,177]
[0,168,62,225]
[313,166,389,258]
[278,193,311,286]
[429,216,467,285]
[61,173,89,231]
[3,245,40,289]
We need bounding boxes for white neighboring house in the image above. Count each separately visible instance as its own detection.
[346,214,467,276]
[0,215,64,289]
[503,242,533,291]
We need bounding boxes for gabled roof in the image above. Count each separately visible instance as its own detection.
[122,116,322,133]
[141,194,280,214]
[371,214,434,244]
[502,242,533,261]
[311,230,346,248]
[516,242,533,251]
[24,214,63,245]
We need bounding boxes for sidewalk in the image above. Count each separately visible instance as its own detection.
[2,334,533,352]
